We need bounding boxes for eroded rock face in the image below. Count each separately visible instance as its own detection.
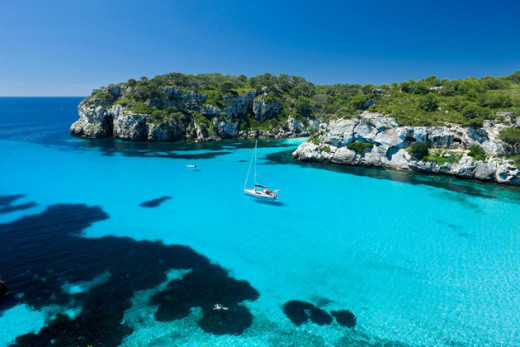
[293,111,520,186]
[70,89,316,142]
[253,96,283,122]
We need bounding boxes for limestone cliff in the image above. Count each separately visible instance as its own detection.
[70,86,316,142]
[292,111,520,186]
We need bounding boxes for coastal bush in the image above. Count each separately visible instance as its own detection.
[418,93,438,112]
[317,145,331,153]
[409,142,429,159]
[347,141,374,153]
[468,145,487,161]
[422,150,462,164]
[465,118,484,129]
[127,103,155,114]
[461,105,491,120]
[498,128,520,146]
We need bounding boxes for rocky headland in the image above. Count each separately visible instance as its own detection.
[70,85,317,142]
[293,111,520,186]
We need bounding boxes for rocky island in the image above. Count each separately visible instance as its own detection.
[71,71,520,185]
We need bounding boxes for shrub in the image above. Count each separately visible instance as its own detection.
[468,145,486,161]
[409,142,429,159]
[461,105,491,119]
[318,145,331,153]
[127,103,155,114]
[498,128,520,146]
[418,93,438,111]
[465,118,484,128]
[347,141,374,153]
[349,94,373,110]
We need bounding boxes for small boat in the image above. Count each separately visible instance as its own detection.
[186,164,196,168]
[244,140,280,200]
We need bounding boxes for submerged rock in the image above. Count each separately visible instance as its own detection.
[331,310,356,328]
[139,196,171,208]
[198,305,253,335]
[310,307,332,325]
[282,300,315,325]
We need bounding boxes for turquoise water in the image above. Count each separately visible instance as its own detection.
[1,98,520,346]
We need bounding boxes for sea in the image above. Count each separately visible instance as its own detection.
[1,97,520,346]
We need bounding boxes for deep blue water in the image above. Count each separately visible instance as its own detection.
[1,97,520,346]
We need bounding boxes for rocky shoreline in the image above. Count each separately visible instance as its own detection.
[292,111,520,186]
[70,87,317,142]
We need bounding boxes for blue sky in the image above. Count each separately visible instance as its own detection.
[1,0,519,96]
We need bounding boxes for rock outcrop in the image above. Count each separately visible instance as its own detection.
[292,111,520,186]
[71,87,315,142]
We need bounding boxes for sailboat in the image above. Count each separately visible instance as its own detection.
[244,140,280,200]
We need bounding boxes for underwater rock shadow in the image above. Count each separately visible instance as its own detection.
[282,300,356,328]
[0,194,37,215]
[0,201,259,345]
[56,136,298,160]
[139,196,172,208]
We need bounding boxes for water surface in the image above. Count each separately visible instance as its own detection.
[1,97,519,346]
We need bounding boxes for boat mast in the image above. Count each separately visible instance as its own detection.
[244,140,256,190]
[254,140,257,190]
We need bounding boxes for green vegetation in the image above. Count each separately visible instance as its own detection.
[317,145,331,153]
[347,141,374,153]
[422,150,462,164]
[506,154,520,166]
[468,145,487,161]
[85,71,520,130]
[409,142,429,159]
[498,128,520,146]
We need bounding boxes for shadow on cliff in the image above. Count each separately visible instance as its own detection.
[0,196,259,346]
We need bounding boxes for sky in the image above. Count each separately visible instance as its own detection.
[0,0,519,96]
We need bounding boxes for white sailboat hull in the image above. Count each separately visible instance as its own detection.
[244,188,279,200]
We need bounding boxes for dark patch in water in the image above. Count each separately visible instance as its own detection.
[0,202,259,345]
[139,196,171,208]
[436,219,464,231]
[238,160,248,162]
[152,266,259,323]
[282,300,314,325]
[0,194,26,206]
[0,194,37,215]
[458,232,470,238]
[0,276,6,297]
[198,305,253,335]
[331,310,356,328]
[283,301,354,328]
[310,307,332,325]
